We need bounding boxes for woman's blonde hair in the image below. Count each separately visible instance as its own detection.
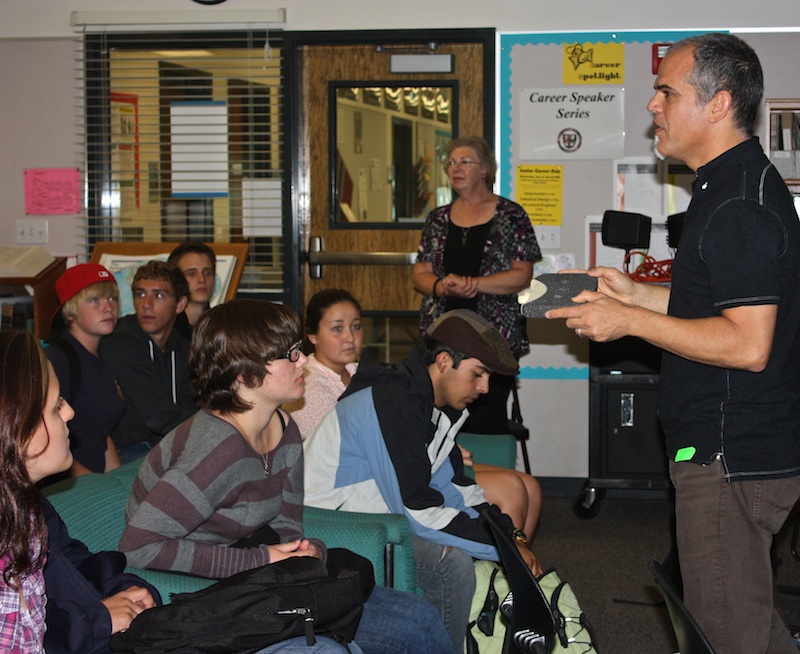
[443,135,497,190]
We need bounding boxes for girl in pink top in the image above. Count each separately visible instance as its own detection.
[289,289,541,538]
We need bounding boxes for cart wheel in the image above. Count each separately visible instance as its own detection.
[573,486,603,519]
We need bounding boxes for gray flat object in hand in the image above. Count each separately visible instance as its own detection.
[519,274,598,318]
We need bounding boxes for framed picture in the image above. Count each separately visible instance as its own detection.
[90,241,249,316]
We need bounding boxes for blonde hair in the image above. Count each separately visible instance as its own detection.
[62,281,119,326]
[443,136,497,190]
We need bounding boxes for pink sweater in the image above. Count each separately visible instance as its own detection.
[287,354,358,439]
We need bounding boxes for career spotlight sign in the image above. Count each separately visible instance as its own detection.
[519,41,625,160]
[519,87,624,160]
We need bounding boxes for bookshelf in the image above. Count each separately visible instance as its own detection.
[0,256,67,341]
[765,98,800,193]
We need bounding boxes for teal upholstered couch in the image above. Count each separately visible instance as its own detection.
[42,433,517,603]
[42,459,420,602]
[459,432,518,475]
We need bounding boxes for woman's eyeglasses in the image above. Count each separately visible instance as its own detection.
[277,340,304,363]
[445,159,481,169]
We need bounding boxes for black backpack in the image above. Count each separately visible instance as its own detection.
[109,555,369,654]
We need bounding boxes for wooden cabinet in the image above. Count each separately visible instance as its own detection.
[0,257,67,341]
[765,98,800,194]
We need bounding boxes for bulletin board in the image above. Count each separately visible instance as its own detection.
[497,30,712,269]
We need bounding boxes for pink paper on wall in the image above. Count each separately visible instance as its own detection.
[24,168,82,215]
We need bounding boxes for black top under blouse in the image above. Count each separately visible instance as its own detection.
[443,219,493,313]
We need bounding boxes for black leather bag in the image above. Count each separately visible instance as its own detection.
[109,555,369,654]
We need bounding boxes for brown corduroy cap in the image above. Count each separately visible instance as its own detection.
[425,309,518,376]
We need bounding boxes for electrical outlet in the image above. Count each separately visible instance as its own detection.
[16,219,49,245]
[534,225,561,250]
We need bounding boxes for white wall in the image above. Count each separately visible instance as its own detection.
[2,0,800,38]
[3,1,800,483]
[0,38,82,257]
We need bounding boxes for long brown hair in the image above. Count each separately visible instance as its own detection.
[0,331,49,587]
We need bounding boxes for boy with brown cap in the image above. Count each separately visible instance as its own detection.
[303,309,540,651]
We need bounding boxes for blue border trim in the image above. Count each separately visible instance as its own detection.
[498,30,722,198]
[519,365,589,380]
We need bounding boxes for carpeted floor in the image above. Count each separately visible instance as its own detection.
[530,492,800,653]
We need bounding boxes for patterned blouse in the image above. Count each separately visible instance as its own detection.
[416,197,541,358]
[0,542,46,653]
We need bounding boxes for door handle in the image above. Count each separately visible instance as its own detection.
[307,236,417,279]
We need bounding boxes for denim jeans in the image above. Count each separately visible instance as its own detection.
[255,636,363,653]
[670,458,800,654]
[354,585,457,654]
[412,535,476,652]
[116,440,153,465]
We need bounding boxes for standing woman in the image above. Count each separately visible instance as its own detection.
[413,135,541,433]
[47,264,124,476]
[0,331,75,651]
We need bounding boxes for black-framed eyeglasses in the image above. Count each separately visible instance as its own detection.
[445,159,481,169]
[277,340,304,363]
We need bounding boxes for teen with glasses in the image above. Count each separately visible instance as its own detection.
[119,299,456,654]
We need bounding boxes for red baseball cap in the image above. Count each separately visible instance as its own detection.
[51,263,117,329]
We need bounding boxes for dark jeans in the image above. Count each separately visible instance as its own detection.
[116,440,153,465]
[670,458,800,653]
[355,585,457,654]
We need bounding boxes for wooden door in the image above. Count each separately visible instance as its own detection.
[299,39,488,312]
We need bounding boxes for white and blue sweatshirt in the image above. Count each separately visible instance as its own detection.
[303,348,512,561]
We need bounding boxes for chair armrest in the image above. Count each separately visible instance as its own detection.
[458,432,517,470]
[42,473,130,553]
[304,506,420,595]
[304,506,388,585]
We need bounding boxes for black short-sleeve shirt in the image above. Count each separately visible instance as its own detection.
[659,138,800,479]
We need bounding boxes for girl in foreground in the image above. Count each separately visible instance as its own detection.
[0,331,73,651]
[291,288,542,538]
[2,332,344,654]
[1,332,161,654]
[120,299,455,654]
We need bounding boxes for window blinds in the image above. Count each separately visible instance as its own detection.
[76,27,287,295]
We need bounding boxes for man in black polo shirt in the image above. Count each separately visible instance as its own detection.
[549,33,800,653]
